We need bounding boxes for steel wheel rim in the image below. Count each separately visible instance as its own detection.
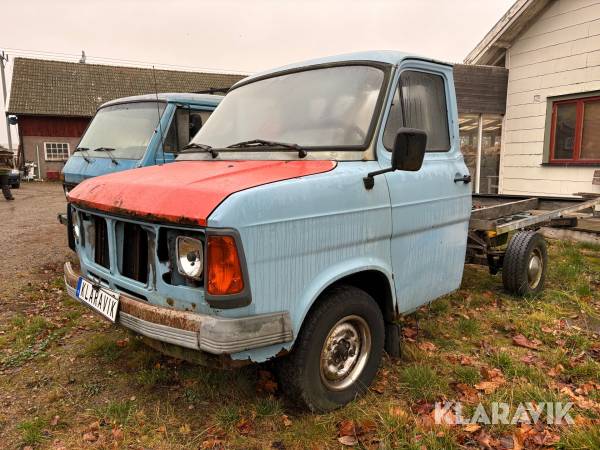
[527,248,543,289]
[320,315,371,391]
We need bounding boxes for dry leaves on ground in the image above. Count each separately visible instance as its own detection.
[512,334,541,350]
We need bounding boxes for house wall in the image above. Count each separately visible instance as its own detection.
[502,0,600,196]
[18,115,90,179]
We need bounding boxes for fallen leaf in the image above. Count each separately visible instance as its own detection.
[338,419,356,437]
[236,418,253,435]
[547,364,564,377]
[256,370,278,394]
[201,439,225,449]
[474,429,497,450]
[282,415,292,427]
[338,435,358,446]
[157,425,166,433]
[115,338,128,348]
[50,415,60,426]
[179,423,192,435]
[475,380,502,394]
[512,334,541,350]
[455,383,480,403]
[388,406,407,418]
[402,327,418,339]
[111,428,124,441]
[464,423,481,433]
[460,355,476,366]
[358,419,377,434]
[82,432,97,442]
[418,341,437,352]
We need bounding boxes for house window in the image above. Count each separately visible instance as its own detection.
[550,96,600,164]
[44,142,70,161]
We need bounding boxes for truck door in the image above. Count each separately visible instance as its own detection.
[380,62,471,313]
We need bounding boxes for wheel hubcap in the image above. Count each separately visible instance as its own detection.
[527,249,543,289]
[320,315,371,391]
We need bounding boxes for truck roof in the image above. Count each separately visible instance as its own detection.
[100,93,223,109]
[234,51,452,88]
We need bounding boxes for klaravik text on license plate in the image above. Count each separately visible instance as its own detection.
[76,277,120,322]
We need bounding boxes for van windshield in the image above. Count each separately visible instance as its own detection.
[78,102,165,160]
[188,65,385,151]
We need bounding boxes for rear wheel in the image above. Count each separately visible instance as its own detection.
[502,231,548,296]
[277,285,384,412]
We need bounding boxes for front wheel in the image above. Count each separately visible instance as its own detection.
[277,285,384,412]
[502,231,548,296]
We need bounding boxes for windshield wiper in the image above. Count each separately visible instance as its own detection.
[182,142,220,158]
[225,139,307,158]
[93,147,119,165]
[74,146,92,163]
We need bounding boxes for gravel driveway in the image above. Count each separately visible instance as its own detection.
[0,182,70,299]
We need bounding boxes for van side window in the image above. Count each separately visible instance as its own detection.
[164,108,213,153]
[382,70,450,152]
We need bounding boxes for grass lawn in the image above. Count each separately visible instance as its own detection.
[0,240,598,449]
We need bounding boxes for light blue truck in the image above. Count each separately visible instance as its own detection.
[61,93,223,195]
[64,51,594,411]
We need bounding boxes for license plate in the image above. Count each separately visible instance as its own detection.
[76,277,120,322]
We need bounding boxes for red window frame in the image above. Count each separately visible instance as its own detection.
[549,96,600,165]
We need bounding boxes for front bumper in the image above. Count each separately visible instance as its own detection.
[64,262,293,355]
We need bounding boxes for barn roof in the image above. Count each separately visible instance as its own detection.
[7,57,245,117]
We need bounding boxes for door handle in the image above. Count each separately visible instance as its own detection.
[454,174,472,184]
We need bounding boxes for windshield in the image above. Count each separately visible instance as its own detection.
[190,65,385,149]
[78,102,166,160]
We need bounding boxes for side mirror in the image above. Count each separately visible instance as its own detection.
[363,127,428,189]
[391,128,427,172]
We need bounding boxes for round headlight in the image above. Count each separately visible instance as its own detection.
[176,236,203,279]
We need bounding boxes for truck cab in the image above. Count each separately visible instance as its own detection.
[61,93,222,195]
[64,51,473,411]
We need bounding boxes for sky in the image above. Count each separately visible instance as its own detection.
[0,0,515,147]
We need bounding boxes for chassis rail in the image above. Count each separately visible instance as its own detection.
[467,194,600,274]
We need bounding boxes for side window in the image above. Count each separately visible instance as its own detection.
[163,108,212,153]
[163,110,180,153]
[382,70,450,152]
[400,71,450,151]
[382,88,403,150]
[189,111,212,140]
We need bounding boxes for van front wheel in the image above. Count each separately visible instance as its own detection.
[277,285,384,412]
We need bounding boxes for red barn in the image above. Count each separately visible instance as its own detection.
[7,57,244,179]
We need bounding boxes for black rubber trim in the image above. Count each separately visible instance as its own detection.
[203,228,252,309]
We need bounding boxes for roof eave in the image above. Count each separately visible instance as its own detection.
[464,0,551,65]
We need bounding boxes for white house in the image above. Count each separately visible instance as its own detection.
[466,0,600,197]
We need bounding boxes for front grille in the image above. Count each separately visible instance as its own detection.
[94,216,110,268]
[121,222,148,283]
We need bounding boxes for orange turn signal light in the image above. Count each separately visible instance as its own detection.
[206,235,244,296]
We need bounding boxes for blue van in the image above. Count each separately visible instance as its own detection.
[61,93,223,195]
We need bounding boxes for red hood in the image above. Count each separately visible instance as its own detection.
[68,160,336,226]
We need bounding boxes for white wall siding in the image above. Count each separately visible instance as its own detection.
[502,0,600,196]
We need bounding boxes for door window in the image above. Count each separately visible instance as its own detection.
[383,70,450,152]
[163,108,212,153]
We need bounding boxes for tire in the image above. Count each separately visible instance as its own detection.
[502,231,548,297]
[277,285,384,412]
